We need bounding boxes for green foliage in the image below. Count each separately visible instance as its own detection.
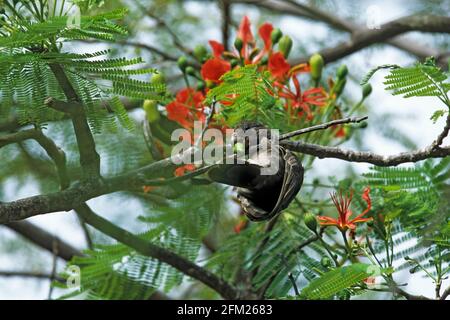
[362,58,450,105]
[206,65,285,128]
[59,184,225,299]
[0,2,165,132]
[300,263,388,299]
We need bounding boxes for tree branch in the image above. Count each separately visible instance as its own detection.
[5,221,83,261]
[440,285,450,300]
[231,0,447,67]
[75,203,240,299]
[48,64,101,178]
[291,14,450,65]
[0,270,64,282]
[281,140,450,166]
[219,0,232,50]
[279,116,367,140]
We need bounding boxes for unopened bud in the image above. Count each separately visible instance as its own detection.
[304,212,318,232]
[278,35,293,58]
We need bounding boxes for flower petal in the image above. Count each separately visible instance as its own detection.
[209,40,225,58]
[258,22,273,50]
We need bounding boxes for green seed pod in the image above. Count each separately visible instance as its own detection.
[260,56,268,65]
[362,83,373,98]
[270,28,283,45]
[321,257,332,268]
[309,53,324,82]
[151,72,165,85]
[336,64,348,79]
[177,56,188,72]
[193,45,208,62]
[334,78,347,97]
[278,35,293,58]
[230,59,240,68]
[196,81,205,91]
[143,100,160,123]
[304,212,318,232]
[185,66,196,76]
[234,37,243,52]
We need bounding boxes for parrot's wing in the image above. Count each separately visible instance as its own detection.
[207,163,262,188]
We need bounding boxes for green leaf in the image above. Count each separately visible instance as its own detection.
[301,263,385,299]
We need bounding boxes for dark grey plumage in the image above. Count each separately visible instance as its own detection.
[207,122,304,221]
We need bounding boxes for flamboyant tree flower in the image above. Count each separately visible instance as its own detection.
[174,164,197,177]
[166,88,205,128]
[317,187,373,231]
[276,72,327,120]
[268,52,291,80]
[201,57,231,83]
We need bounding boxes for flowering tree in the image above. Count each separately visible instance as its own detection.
[0,0,449,301]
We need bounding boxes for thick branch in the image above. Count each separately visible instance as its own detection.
[291,14,450,65]
[48,64,101,178]
[281,140,450,167]
[231,0,447,66]
[441,285,450,300]
[75,203,240,299]
[5,221,83,261]
[0,129,37,148]
[0,270,64,282]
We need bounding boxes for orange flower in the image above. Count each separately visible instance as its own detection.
[142,185,157,193]
[201,57,231,83]
[209,40,224,58]
[174,164,196,177]
[318,187,373,231]
[237,15,254,46]
[276,74,327,120]
[268,51,290,80]
[259,23,273,51]
[166,88,205,128]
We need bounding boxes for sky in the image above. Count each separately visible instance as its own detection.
[0,0,448,299]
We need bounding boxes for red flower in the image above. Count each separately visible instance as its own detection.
[174,164,196,177]
[166,88,205,128]
[209,40,224,58]
[317,187,373,231]
[268,52,290,80]
[276,73,327,120]
[334,126,346,138]
[237,15,254,45]
[201,57,231,83]
[259,23,273,50]
[234,219,248,234]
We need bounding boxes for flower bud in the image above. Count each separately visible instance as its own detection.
[193,45,208,62]
[309,53,324,82]
[334,78,347,97]
[336,64,348,79]
[151,72,165,85]
[230,59,240,68]
[196,81,205,91]
[177,56,188,72]
[270,28,283,45]
[143,100,160,123]
[185,66,196,76]
[304,212,318,232]
[278,35,293,58]
[321,257,332,267]
[234,37,243,52]
[362,83,372,98]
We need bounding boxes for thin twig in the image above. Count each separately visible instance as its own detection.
[279,116,368,140]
